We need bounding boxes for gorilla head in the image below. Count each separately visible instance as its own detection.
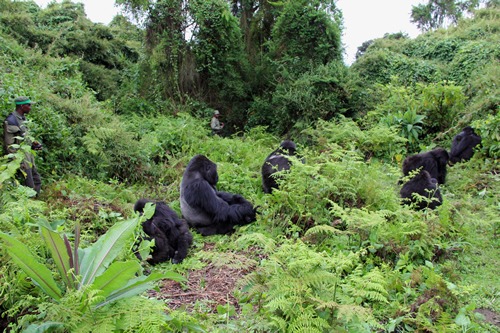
[278,140,297,155]
[449,126,482,165]
[400,170,442,210]
[180,155,257,236]
[402,148,449,184]
[262,140,298,194]
[134,199,193,264]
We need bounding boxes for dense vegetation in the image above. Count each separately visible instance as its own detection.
[0,0,498,332]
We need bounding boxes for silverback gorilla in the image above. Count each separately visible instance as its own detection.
[449,126,482,164]
[402,148,449,185]
[180,155,258,236]
[134,199,193,264]
[262,140,298,193]
[400,170,442,210]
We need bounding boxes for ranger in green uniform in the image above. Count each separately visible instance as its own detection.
[210,110,224,136]
[3,96,42,195]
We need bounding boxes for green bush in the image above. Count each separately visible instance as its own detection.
[449,41,499,83]
[472,111,500,159]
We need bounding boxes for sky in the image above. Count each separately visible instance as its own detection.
[34,0,427,65]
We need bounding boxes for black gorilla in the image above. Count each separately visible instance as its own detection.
[400,170,442,210]
[449,126,482,164]
[262,140,298,193]
[180,154,258,236]
[134,199,193,264]
[402,148,449,184]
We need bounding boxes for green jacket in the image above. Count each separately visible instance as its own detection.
[3,111,36,166]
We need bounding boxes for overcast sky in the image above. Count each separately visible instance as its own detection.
[34,0,426,65]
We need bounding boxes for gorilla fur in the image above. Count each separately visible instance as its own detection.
[402,148,449,185]
[134,199,193,264]
[261,140,298,193]
[400,170,442,210]
[449,126,481,164]
[180,155,258,236]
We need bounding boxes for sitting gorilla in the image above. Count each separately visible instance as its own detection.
[402,148,449,184]
[180,154,258,236]
[400,170,442,210]
[134,199,193,264]
[262,140,298,193]
[449,126,482,164]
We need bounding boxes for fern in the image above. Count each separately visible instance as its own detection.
[234,232,277,254]
[195,250,257,270]
[304,225,349,238]
[242,240,387,331]
[344,266,389,304]
[31,291,179,333]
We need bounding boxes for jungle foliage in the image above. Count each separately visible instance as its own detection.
[0,0,499,332]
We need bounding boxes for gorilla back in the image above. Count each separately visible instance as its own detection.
[262,140,298,193]
[134,199,193,264]
[180,155,257,236]
[400,170,442,210]
[402,148,449,184]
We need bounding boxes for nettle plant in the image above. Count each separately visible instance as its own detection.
[0,205,185,331]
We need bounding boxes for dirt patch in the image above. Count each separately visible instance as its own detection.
[476,308,500,328]
[149,263,252,313]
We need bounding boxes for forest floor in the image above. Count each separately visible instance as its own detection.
[147,243,253,314]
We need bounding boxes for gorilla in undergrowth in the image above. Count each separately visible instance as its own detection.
[261,140,299,194]
[449,126,482,165]
[402,148,449,185]
[180,154,258,236]
[134,199,193,264]
[400,170,442,210]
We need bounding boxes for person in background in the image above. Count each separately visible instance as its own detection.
[3,96,42,195]
[210,110,224,136]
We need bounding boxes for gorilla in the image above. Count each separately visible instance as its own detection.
[402,148,449,185]
[134,199,193,264]
[449,126,482,164]
[400,170,442,210]
[262,140,298,193]
[180,155,258,236]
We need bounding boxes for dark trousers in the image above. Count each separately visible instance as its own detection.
[24,165,41,195]
[19,158,41,195]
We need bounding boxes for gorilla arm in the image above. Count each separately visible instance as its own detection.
[181,179,256,235]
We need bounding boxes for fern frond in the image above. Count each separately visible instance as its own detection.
[234,232,276,254]
[344,267,389,304]
[288,311,329,333]
[304,225,349,238]
[195,250,257,269]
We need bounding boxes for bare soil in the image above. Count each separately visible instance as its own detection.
[476,308,500,328]
[148,263,250,313]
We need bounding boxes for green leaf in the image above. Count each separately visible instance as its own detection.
[0,233,62,300]
[79,217,139,287]
[455,312,471,327]
[95,271,185,308]
[91,261,142,298]
[24,321,64,333]
[40,227,74,289]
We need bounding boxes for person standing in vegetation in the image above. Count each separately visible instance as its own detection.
[210,110,224,136]
[2,96,42,195]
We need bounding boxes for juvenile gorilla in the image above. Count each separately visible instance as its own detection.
[402,148,449,184]
[180,155,257,236]
[449,126,482,164]
[400,170,442,210]
[134,199,193,264]
[261,140,298,193]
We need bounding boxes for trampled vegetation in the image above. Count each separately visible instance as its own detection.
[0,0,499,332]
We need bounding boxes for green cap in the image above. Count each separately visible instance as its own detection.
[14,96,34,105]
